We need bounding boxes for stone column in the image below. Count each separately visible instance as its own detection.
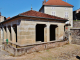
[1,27,3,43]
[11,25,16,47]
[6,26,8,39]
[55,27,58,40]
[7,26,11,41]
[47,23,50,42]
[44,26,47,42]
[6,26,9,41]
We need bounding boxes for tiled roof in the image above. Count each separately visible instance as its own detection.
[20,10,67,20]
[43,0,73,7]
[6,17,10,20]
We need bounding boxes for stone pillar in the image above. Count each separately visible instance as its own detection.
[55,27,58,40]
[11,26,16,43]
[7,26,11,41]
[11,25,16,47]
[44,26,47,42]
[47,23,50,42]
[1,27,3,43]
[6,26,9,41]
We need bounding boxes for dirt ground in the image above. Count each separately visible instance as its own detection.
[1,44,80,60]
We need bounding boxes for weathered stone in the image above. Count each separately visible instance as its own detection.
[70,29,80,45]
[2,41,69,56]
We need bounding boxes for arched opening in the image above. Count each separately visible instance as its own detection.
[50,25,58,41]
[36,24,46,42]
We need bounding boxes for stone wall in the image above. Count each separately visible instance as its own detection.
[2,40,69,56]
[18,20,35,45]
[70,28,80,44]
[17,20,65,45]
[73,21,80,27]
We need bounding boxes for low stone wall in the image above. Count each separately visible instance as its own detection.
[70,28,80,44]
[2,41,69,56]
[73,21,80,27]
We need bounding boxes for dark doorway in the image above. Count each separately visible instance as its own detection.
[50,25,58,41]
[36,24,46,42]
[13,25,17,42]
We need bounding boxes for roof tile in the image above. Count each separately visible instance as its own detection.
[20,10,67,20]
[44,0,73,7]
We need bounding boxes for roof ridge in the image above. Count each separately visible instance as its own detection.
[19,10,32,15]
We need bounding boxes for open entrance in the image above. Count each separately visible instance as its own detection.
[50,25,58,41]
[13,25,17,42]
[36,24,46,42]
[4,26,7,41]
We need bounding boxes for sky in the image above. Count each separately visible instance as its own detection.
[0,0,80,18]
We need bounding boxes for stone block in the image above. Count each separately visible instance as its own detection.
[46,43,56,49]
[34,45,45,52]
[27,47,36,54]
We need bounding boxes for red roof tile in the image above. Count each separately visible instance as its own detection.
[7,17,10,20]
[20,10,67,20]
[44,0,73,7]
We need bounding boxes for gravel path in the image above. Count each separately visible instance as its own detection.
[0,44,80,60]
[0,46,15,60]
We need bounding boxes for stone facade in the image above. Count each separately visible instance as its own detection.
[73,21,80,27]
[18,20,65,45]
[0,18,66,46]
[69,21,80,45]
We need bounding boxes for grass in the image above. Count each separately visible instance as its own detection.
[73,20,80,21]
[46,49,50,52]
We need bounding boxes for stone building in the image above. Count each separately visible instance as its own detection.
[0,10,68,47]
[0,13,6,45]
[39,0,73,27]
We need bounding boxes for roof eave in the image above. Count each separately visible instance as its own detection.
[0,15,68,24]
[19,15,68,22]
[0,15,19,24]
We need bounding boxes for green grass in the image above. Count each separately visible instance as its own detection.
[46,49,50,52]
[73,20,80,21]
